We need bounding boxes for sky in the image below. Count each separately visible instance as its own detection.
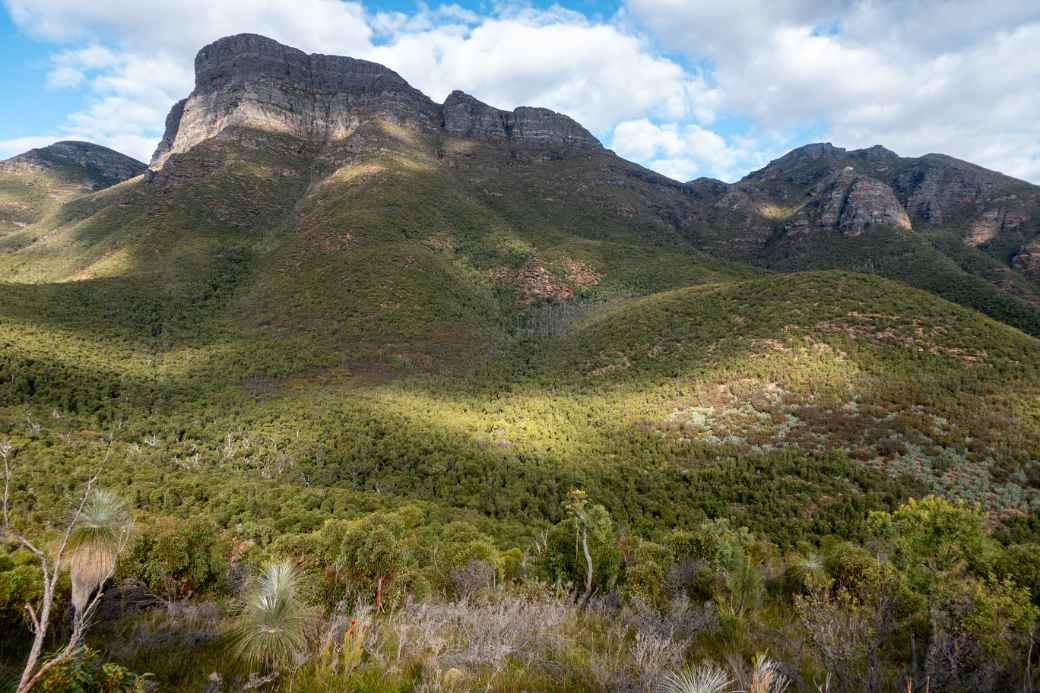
[1,1,1039,184]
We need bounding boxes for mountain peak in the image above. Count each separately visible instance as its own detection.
[152,34,600,169]
[152,34,439,168]
[442,90,600,149]
[2,140,146,189]
[850,144,899,160]
[782,142,845,161]
[194,33,417,96]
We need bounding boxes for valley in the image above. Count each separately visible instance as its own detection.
[1,32,1039,693]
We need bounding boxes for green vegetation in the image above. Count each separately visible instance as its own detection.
[2,126,1039,689]
[764,226,1040,336]
[3,473,1038,690]
[0,161,110,248]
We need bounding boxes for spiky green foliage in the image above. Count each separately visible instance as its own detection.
[657,664,733,693]
[230,561,316,672]
[66,488,131,615]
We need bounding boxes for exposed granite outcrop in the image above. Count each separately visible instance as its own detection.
[441,90,600,149]
[152,34,601,169]
[2,141,146,189]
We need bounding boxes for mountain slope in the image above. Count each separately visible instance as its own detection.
[683,143,1040,335]
[0,34,757,395]
[0,140,145,249]
[1,33,1038,549]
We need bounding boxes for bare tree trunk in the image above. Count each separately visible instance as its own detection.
[375,574,385,612]
[578,525,594,609]
[17,560,53,693]
[1025,625,1035,693]
[3,437,120,692]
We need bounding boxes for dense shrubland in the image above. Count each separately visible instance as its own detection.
[3,143,1040,689]
[2,429,1038,691]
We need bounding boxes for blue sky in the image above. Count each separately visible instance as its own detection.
[2,1,1039,183]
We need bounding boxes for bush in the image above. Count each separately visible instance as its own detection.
[120,517,228,599]
[38,648,150,692]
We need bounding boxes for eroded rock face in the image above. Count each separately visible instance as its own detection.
[152,34,440,168]
[153,34,600,169]
[442,90,600,149]
[1013,239,1040,280]
[969,208,1028,246]
[786,168,911,236]
[891,154,1034,229]
[2,141,146,189]
[839,175,913,234]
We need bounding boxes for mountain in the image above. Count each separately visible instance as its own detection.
[1,32,1038,540]
[5,33,1040,692]
[0,140,145,247]
[681,142,1040,334]
[690,141,1040,257]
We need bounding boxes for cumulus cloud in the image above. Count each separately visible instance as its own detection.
[5,0,373,55]
[368,7,712,132]
[625,0,1040,181]
[3,0,715,169]
[5,0,1040,182]
[610,118,774,182]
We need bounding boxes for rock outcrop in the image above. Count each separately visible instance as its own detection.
[152,34,601,169]
[1013,239,1040,280]
[2,141,146,189]
[892,155,1017,226]
[441,90,600,149]
[714,142,1039,249]
[785,167,912,236]
[837,175,913,234]
[151,34,440,168]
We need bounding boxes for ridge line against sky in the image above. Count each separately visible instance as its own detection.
[1,0,1039,184]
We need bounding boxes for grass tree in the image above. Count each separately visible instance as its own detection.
[1,437,132,693]
[230,560,317,676]
[657,663,733,693]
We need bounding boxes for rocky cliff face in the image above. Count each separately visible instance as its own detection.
[151,34,441,168]
[441,90,599,149]
[152,34,600,169]
[687,142,1039,264]
[785,167,912,237]
[891,154,1027,226]
[2,141,146,189]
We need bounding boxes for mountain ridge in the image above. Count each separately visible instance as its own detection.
[151,33,600,170]
[1,140,145,188]
[6,33,1040,339]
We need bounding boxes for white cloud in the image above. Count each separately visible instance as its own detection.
[0,135,63,159]
[3,1,716,171]
[625,0,1040,182]
[367,8,709,132]
[5,0,373,55]
[610,118,772,182]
